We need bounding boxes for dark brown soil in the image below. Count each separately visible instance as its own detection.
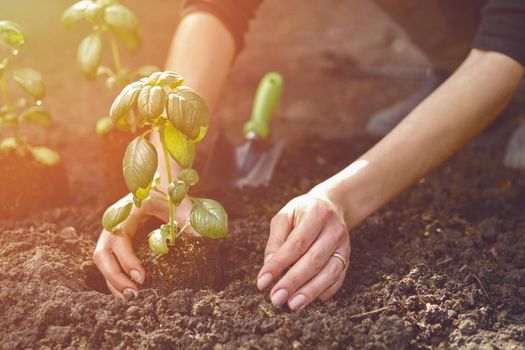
[1,0,524,349]
[0,152,69,219]
[135,222,224,295]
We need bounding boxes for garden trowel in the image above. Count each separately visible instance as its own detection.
[205,72,285,188]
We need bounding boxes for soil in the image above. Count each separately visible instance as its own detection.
[1,0,524,349]
[0,151,69,219]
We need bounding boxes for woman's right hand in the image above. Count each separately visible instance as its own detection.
[93,195,192,298]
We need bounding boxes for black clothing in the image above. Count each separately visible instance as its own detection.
[182,0,525,67]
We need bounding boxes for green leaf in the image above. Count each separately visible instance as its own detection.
[104,4,141,52]
[19,106,51,128]
[0,137,17,153]
[123,136,158,197]
[77,33,103,80]
[102,193,133,232]
[95,116,113,136]
[168,180,188,206]
[138,85,166,121]
[0,20,25,49]
[148,228,169,255]
[12,68,45,100]
[167,87,209,142]
[61,0,92,29]
[30,146,61,166]
[156,71,184,88]
[162,123,195,168]
[110,81,143,124]
[190,198,228,239]
[177,168,199,186]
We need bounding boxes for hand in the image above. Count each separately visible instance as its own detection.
[93,194,192,298]
[256,191,350,310]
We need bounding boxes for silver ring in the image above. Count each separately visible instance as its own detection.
[331,252,347,269]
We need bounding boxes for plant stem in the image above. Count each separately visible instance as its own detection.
[109,32,122,74]
[159,127,176,242]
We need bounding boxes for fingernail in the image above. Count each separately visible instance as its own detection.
[257,272,273,291]
[130,269,144,285]
[288,293,306,310]
[123,288,137,300]
[264,254,274,263]
[271,289,289,306]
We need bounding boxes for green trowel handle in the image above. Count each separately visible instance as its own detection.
[243,72,284,140]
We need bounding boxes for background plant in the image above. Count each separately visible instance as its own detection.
[102,71,228,255]
[62,0,158,135]
[0,20,60,166]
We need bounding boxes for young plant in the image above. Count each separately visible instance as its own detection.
[101,71,228,254]
[62,0,158,134]
[0,20,60,166]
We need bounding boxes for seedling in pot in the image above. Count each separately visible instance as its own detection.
[0,20,60,166]
[62,0,158,134]
[101,71,229,254]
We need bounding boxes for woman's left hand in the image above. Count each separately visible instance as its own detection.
[256,191,350,310]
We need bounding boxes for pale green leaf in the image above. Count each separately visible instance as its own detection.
[138,85,166,121]
[110,81,143,124]
[19,106,52,128]
[177,168,199,186]
[12,68,45,100]
[162,123,195,168]
[95,116,113,136]
[0,20,25,49]
[167,86,209,142]
[61,0,92,29]
[168,180,188,206]
[102,193,133,231]
[156,71,184,88]
[190,198,228,239]
[104,4,141,52]
[148,228,169,255]
[123,136,158,197]
[0,137,17,153]
[30,146,61,166]
[77,32,103,80]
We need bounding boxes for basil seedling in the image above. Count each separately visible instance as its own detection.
[102,72,229,255]
[62,0,158,134]
[0,20,60,166]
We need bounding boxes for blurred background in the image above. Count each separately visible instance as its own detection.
[0,0,427,201]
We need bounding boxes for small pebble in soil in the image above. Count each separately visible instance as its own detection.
[459,319,478,335]
[59,226,77,240]
[123,289,136,302]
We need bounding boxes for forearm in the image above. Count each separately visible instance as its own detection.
[152,11,235,179]
[314,49,524,228]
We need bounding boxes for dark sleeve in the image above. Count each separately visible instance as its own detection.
[473,0,525,66]
[182,0,264,55]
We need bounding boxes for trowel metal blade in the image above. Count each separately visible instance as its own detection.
[233,139,285,188]
[204,132,285,188]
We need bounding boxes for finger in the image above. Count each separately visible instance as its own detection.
[269,222,344,306]
[318,275,345,301]
[257,202,330,290]
[286,253,345,310]
[112,235,146,285]
[107,281,124,299]
[287,241,349,310]
[264,210,294,262]
[93,241,138,293]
